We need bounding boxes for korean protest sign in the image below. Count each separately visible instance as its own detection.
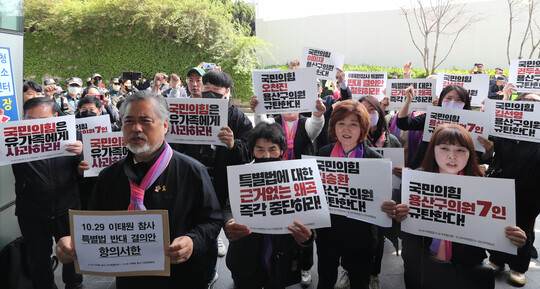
[69,210,170,276]
[485,99,540,143]
[371,148,405,190]
[82,132,128,177]
[345,71,387,101]
[227,159,331,234]
[76,114,111,135]
[0,47,18,121]
[304,156,393,227]
[422,106,489,152]
[0,115,77,166]
[386,79,437,111]
[252,68,318,115]
[300,46,344,80]
[401,169,517,255]
[509,59,540,93]
[165,98,228,146]
[436,72,490,107]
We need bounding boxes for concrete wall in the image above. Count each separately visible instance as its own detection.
[255,0,538,71]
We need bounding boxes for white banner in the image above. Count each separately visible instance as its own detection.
[165,98,228,146]
[76,115,111,135]
[345,71,387,101]
[252,68,318,114]
[300,46,344,80]
[82,132,128,177]
[69,210,170,276]
[371,148,405,190]
[304,156,392,227]
[0,115,77,166]
[401,169,517,255]
[509,59,540,93]
[485,99,540,143]
[436,72,490,107]
[227,159,331,234]
[386,79,436,111]
[422,106,489,152]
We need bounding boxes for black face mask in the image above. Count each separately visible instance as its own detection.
[80,110,97,118]
[93,80,102,87]
[125,85,133,92]
[254,157,282,163]
[202,91,223,99]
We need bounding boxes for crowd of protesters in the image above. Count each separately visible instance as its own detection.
[2,59,539,289]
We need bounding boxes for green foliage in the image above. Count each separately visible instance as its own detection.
[23,0,265,100]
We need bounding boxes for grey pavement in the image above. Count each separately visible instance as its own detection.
[54,223,540,289]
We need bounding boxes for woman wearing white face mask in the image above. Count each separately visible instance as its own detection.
[359,96,401,149]
[395,84,493,170]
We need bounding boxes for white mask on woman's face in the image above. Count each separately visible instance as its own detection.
[441,100,465,110]
[369,112,379,128]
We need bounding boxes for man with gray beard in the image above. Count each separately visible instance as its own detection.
[56,90,222,289]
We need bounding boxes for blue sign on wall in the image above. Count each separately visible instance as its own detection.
[0,47,18,121]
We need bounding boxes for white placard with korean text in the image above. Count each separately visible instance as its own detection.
[82,132,127,177]
[436,72,490,107]
[509,59,540,93]
[485,99,540,143]
[69,210,170,276]
[252,68,319,114]
[371,148,405,190]
[304,155,392,227]
[76,115,111,135]
[346,71,387,101]
[401,169,517,255]
[422,106,489,152]
[300,46,344,80]
[165,98,228,146]
[0,115,77,166]
[227,159,331,234]
[386,79,437,111]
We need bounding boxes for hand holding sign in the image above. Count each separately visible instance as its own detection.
[56,236,77,264]
[167,236,193,264]
[250,95,258,112]
[66,141,83,155]
[505,226,527,248]
[380,200,398,219]
[77,160,90,176]
[218,126,235,149]
[287,221,312,244]
[313,98,326,117]
[477,136,494,161]
[225,220,251,241]
[395,203,410,222]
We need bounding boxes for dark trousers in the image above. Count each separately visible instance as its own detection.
[202,238,218,284]
[316,219,375,289]
[17,214,83,289]
[489,205,539,273]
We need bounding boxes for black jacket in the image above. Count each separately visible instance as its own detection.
[486,137,540,214]
[13,154,82,218]
[89,144,222,289]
